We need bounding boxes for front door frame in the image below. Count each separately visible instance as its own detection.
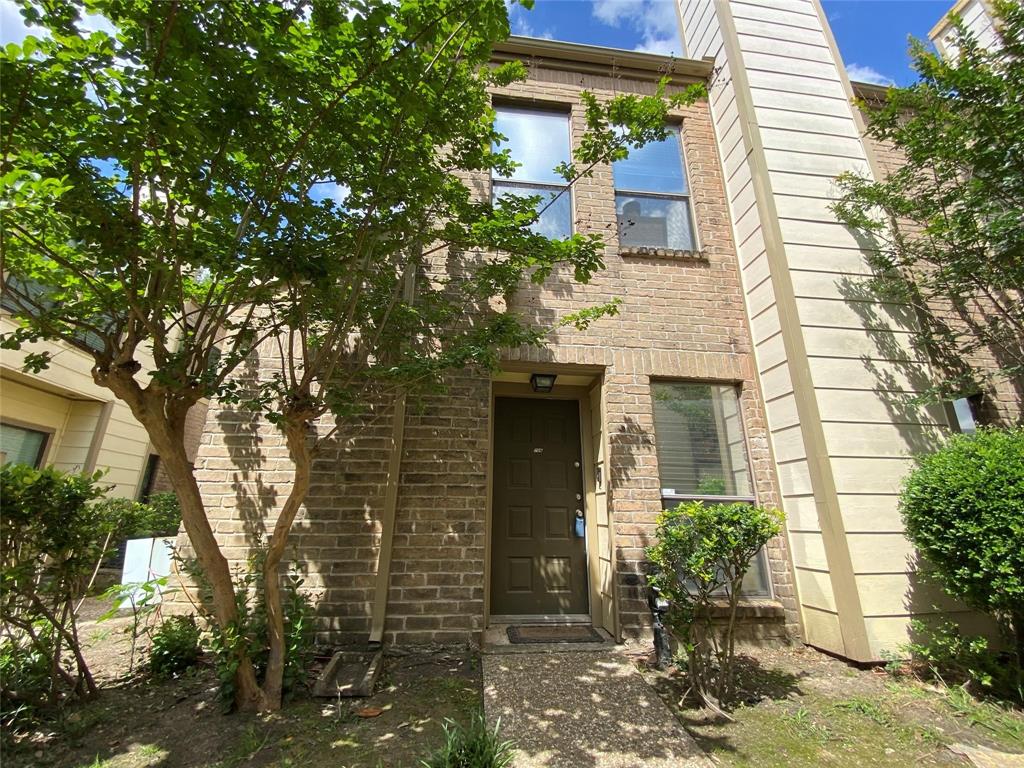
[484,377,603,629]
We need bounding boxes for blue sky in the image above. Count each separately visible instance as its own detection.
[508,0,953,86]
[1,0,952,87]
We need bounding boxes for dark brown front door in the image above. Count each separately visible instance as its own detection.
[491,397,588,616]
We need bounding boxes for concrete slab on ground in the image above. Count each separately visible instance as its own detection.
[483,650,712,768]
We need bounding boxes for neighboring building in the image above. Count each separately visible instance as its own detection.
[0,314,208,500]
[930,0,1001,57]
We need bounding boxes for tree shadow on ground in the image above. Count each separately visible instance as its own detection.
[640,653,805,759]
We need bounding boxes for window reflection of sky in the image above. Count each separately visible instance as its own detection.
[614,132,688,194]
[492,106,572,239]
[493,107,570,185]
[495,184,572,240]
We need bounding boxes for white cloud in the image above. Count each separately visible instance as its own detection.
[1,0,115,44]
[1,0,44,44]
[845,63,895,87]
[591,0,683,57]
[508,2,555,40]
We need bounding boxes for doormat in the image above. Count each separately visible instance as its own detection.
[506,625,604,644]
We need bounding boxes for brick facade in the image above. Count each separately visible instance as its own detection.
[150,399,211,496]
[187,51,801,646]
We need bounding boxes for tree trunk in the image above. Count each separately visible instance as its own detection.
[140,410,267,711]
[1013,610,1024,685]
[259,418,313,710]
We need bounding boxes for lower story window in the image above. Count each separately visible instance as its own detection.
[0,422,50,468]
[651,380,771,597]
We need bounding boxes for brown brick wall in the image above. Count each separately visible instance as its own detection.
[149,398,210,496]
[185,62,800,645]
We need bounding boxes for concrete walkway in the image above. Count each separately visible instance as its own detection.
[483,650,712,768]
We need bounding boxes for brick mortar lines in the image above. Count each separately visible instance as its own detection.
[179,66,801,646]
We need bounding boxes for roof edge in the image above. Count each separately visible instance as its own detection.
[492,36,714,83]
[850,80,891,101]
[928,0,972,41]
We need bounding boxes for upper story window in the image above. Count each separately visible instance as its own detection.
[1,277,107,353]
[650,381,770,596]
[492,106,572,240]
[613,128,696,251]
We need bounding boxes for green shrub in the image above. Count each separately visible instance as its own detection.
[904,620,1022,703]
[149,616,202,678]
[185,553,316,709]
[0,625,55,734]
[0,465,132,711]
[646,501,784,711]
[420,714,515,768]
[95,492,182,540]
[900,427,1024,664]
[144,492,182,537]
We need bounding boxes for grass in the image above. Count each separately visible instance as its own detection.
[688,696,949,768]
[941,684,1024,748]
[643,647,1024,768]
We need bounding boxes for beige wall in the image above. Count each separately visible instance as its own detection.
[676,0,969,660]
[1,316,151,498]
[930,0,1000,57]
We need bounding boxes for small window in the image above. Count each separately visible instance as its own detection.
[492,106,572,240]
[138,453,161,502]
[0,422,50,467]
[2,277,107,352]
[650,381,770,596]
[951,397,978,434]
[613,128,696,251]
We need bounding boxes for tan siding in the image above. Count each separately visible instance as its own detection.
[816,390,948,426]
[796,568,837,612]
[0,378,70,460]
[755,108,860,138]
[51,400,103,472]
[789,531,828,570]
[730,2,820,30]
[737,33,833,63]
[763,148,869,176]
[742,51,843,81]
[734,16,829,47]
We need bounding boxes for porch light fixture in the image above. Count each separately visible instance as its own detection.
[530,373,557,393]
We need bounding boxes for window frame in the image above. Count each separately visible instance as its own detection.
[613,124,700,252]
[490,103,575,240]
[649,379,773,599]
[0,418,55,468]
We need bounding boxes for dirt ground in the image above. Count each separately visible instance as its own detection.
[634,643,1024,768]
[8,606,1024,768]
[4,606,482,768]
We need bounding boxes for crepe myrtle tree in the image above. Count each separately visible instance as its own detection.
[0,0,704,710]
[832,0,1024,406]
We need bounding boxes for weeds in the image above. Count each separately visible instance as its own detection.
[834,697,894,727]
[420,713,515,768]
[783,705,831,744]
[944,684,1024,746]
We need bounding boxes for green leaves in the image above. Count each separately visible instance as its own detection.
[647,502,784,600]
[900,427,1024,624]
[646,501,784,710]
[832,0,1024,401]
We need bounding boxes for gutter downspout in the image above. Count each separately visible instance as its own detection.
[368,255,418,646]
